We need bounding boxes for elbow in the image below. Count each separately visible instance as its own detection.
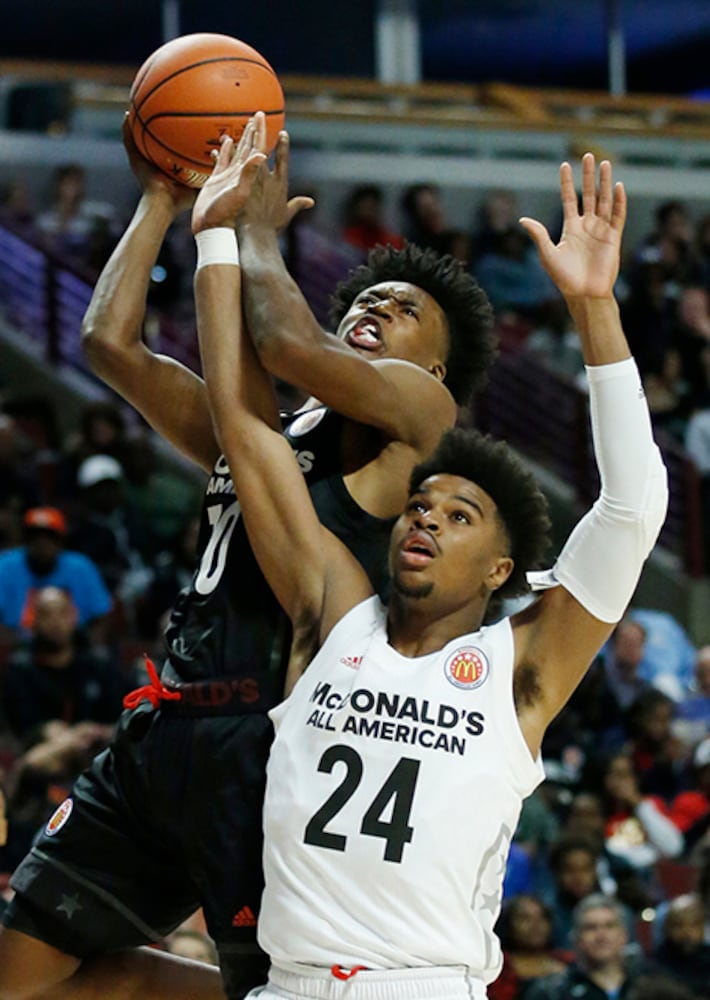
[81,325,117,378]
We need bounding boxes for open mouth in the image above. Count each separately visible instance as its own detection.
[345,318,383,351]
[400,531,437,566]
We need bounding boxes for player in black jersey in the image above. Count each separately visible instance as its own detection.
[0,117,496,1000]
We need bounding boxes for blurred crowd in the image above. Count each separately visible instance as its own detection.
[1,160,710,994]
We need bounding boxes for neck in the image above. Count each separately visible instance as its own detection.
[36,645,74,669]
[585,961,625,991]
[387,592,486,658]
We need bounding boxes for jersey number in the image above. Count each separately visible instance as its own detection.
[194,499,242,596]
[304,745,420,863]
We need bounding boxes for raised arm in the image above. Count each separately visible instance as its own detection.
[81,120,219,472]
[234,131,455,450]
[192,129,371,655]
[512,154,668,753]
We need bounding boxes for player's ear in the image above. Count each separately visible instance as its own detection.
[429,360,446,382]
[487,555,513,592]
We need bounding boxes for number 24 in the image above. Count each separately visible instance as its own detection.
[304,745,420,863]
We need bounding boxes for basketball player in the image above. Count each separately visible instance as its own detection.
[0,122,495,999]
[194,143,667,997]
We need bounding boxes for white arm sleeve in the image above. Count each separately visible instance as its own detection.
[527,358,668,623]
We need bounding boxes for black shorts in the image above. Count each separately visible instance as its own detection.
[3,703,273,997]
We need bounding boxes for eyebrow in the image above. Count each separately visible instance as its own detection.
[360,288,420,309]
[415,486,484,516]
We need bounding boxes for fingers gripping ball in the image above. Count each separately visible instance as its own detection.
[128,33,285,188]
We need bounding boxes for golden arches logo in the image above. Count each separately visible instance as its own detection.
[444,647,489,689]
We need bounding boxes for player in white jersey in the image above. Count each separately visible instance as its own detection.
[193,118,668,998]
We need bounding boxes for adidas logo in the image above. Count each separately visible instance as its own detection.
[232,905,257,927]
[340,654,362,671]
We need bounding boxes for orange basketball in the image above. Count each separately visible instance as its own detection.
[128,33,285,188]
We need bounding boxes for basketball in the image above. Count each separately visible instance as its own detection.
[127,33,285,188]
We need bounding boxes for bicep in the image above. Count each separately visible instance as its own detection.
[513,587,615,741]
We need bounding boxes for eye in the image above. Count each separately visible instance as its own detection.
[451,510,471,524]
[407,499,427,514]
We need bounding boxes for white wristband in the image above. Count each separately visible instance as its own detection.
[195,228,240,269]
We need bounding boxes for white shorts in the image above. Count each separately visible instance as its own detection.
[249,960,488,1000]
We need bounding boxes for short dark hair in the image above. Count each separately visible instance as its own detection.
[409,427,551,601]
[328,243,497,406]
[496,894,554,951]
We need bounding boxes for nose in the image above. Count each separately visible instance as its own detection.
[413,510,439,532]
[367,299,392,320]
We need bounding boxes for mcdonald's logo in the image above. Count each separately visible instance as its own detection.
[444,646,489,690]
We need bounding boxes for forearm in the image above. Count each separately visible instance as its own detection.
[564,294,630,366]
[194,260,279,457]
[545,358,667,621]
[237,221,324,369]
[635,799,684,857]
[81,192,177,368]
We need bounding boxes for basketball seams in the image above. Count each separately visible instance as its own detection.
[132,56,280,114]
[127,34,284,187]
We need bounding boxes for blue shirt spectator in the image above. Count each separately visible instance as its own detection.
[0,508,111,633]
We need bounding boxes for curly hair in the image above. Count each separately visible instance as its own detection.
[328,243,497,406]
[409,427,551,601]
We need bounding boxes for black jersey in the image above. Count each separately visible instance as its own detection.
[162,407,394,703]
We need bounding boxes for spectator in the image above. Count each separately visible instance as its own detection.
[489,894,571,1000]
[2,586,129,741]
[599,750,684,874]
[0,177,35,230]
[630,609,697,703]
[670,738,710,853]
[643,346,693,440]
[544,835,604,948]
[341,184,404,253]
[0,414,41,515]
[671,286,710,408]
[69,453,148,599]
[653,893,710,999]
[3,719,113,868]
[626,689,685,802]
[35,163,119,268]
[563,792,653,913]
[675,647,710,747]
[621,254,677,376]
[0,507,112,643]
[475,226,562,323]
[526,894,651,1000]
[399,182,448,252]
[628,976,697,1000]
[471,189,521,260]
[61,400,128,495]
[601,618,654,710]
[637,199,695,290]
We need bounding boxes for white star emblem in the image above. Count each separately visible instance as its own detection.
[56,892,82,920]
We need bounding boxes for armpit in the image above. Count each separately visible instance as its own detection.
[514,662,542,711]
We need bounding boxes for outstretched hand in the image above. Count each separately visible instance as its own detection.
[191,112,269,234]
[235,127,315,232]
[192,112,314,235]
[122,116,196,215]
[520,153,626,300]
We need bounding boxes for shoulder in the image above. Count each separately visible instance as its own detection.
[0,548,23,569]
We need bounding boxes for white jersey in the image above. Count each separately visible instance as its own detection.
[259,596,544,984]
